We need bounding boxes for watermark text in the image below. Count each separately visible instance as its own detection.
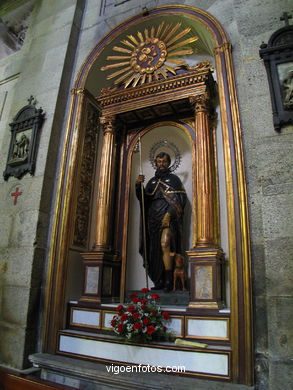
[106,363,186,375]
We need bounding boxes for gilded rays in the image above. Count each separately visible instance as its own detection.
[101,22,198,88]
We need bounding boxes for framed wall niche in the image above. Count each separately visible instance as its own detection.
[43,5,253,385]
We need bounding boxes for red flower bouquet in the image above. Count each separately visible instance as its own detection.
[111,288,171,342]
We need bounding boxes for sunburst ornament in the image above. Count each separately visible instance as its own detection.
[101,22,198,88]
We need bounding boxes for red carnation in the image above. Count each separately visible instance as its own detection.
[132,297,141,304]
[151,310,157,317]
[162,311,170,320]
[141,305,146,310]
[118,311,123,316]
[150,293,160,300]
[117,323,123,333]
[117,304,123,311]
[121,314,128,321]
[141,298,148,304]
[127,305,135,312]
[141,288,150,293]
[133,322,142,330]
[111,318,117,327]
[129,292,138,299]
[147,325,155,335]
[143,317,150,325]
[132,312,140,320]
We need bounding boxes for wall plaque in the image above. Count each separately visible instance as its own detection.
[3,96,45,180]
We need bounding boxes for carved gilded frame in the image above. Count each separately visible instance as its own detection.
[43,5,253,385]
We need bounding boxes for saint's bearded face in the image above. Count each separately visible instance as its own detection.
[155,155,170,170]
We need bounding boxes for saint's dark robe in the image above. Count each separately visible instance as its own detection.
[136,169,187,286]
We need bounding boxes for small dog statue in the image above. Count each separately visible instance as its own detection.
[173,253,186,291]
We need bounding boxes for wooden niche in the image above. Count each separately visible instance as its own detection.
[78,61,225,312]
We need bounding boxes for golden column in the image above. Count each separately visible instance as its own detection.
[192,93,216,247]
[187,93,225,311]
[79,114,120,305]
[94,114,116,251]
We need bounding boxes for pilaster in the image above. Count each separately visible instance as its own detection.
[79,114,120,305]
[188,93,225,311]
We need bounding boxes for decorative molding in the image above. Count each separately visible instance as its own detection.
[100,114,116,134]
[98,68,212,108]
[189,93,210,113]
[213,43,232,55]
[73,102,99,248]
[100,22,198,88]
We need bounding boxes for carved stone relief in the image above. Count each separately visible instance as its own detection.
[0,0,33,59]
[3,96,45,180]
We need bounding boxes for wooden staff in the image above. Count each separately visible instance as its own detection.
[139,135,149,289]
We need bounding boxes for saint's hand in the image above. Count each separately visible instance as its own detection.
[136,174,145,184]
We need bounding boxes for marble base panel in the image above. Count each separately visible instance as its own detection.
[69,304,230,341]
[58,331,231,379]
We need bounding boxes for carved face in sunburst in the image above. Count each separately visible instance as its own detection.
[132,38,167,74]
[101,22,198,88]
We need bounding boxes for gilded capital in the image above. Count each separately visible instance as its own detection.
[100,115,115,134]
[189,94,209,113]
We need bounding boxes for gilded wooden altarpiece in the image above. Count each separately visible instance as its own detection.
[44,6,253,386]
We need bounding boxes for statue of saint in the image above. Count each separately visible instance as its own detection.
[136,152,187,291]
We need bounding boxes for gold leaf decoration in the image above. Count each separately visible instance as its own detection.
[101,22,198,88]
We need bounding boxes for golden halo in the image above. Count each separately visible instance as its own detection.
[101,22,198,88]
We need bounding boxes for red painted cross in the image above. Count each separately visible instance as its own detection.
[11,187,22,205]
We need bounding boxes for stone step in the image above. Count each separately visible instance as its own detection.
[30,352,255,390]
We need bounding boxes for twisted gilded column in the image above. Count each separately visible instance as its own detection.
[94,114,116,250]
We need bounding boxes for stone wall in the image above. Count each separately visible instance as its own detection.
[0,0,292,389]
[223,1,293,389]
[0,0,85,368]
